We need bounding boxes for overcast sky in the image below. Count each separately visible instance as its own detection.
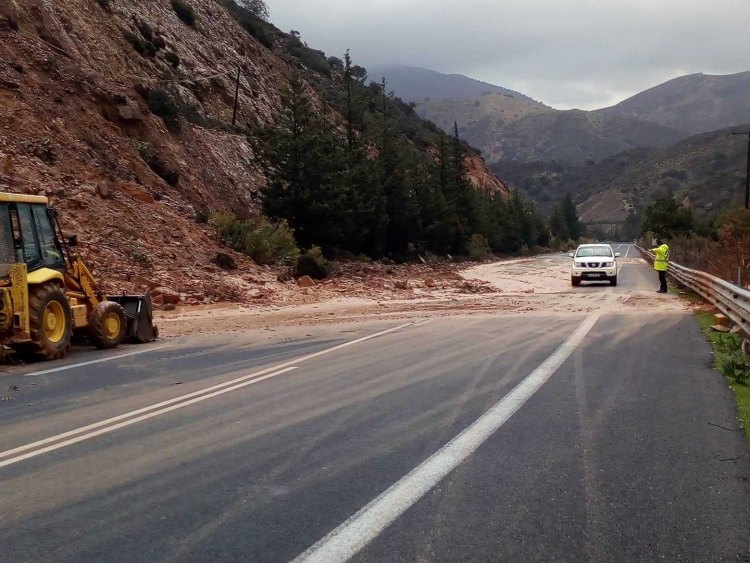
[268,0,750,110]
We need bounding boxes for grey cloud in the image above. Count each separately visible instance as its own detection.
[268,0,750,109]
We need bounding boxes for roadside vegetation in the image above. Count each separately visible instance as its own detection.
[695,311,750,441]
[210,212,299,266]
[639,195,750,284]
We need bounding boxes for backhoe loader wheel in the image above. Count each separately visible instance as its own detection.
[28,283,72,361]
[89,301,127,350]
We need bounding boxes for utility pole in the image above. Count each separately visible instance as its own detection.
[731,130,750,209]
[232,67,241,126]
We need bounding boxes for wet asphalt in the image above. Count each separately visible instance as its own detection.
[0,255,748,562]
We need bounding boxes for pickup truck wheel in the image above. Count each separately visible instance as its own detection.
[610,276,618,287]
[571,277,581,287]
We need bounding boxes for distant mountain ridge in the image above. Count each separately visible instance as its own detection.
[493,125,750,223]
[366,64,542,105]
[596,72,750,135]
[382,67,750,166]
[417,96,683,164]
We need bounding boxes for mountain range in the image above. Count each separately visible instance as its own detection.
[403,70,750,165]
[377,65,750,225]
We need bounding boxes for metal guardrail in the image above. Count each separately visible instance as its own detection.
[636,245,750,331]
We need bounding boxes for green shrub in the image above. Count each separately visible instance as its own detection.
[131,244,153,270]
[171,0,196,27]
[153,35,167,49]
[468,234,491,260]
[714,334,749,385]
[136,22,154,42]
[96,0,110,9]
[663,168,688,181]
[143,40,157,57]
[123,31,146,56]
[285,39,331,76]
[164,51,180,68]
[210,212,299,266]
[720,352,749,385]
[130,140,149,160]
[294,246,332,279]
[129,138,152,161]
[716,333,743,353]
[195,207,209,224]
[215,0,275,47]
[123,29,157,58]
[147,89,180,127]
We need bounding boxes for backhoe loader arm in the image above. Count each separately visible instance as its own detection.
[50,208,104,311]
[65,257,105,310]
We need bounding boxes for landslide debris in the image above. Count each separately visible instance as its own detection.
[0,0,507,310]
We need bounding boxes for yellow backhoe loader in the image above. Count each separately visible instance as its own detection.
[0,192,157,361]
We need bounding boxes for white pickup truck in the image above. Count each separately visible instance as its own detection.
[569,244,620,287]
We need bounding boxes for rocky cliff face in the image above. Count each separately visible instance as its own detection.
[0,0,507,302]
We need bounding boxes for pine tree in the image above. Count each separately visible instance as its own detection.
[375,77,420,258]
[262,74,355,254]
[343,50,356,151]
[550,207,570,241]
[561,193,582,240]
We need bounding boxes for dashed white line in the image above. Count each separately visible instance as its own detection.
[293,312,601,563]
[2,321,423,468]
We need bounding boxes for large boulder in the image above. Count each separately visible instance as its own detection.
[153,286,180,304]
[297,275,316,288]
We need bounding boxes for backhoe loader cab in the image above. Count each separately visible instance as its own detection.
[0,193,156,361]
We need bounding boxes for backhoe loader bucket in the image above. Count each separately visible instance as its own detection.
[108,294,158,343]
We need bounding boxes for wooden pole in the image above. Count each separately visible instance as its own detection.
[232,67,241,126]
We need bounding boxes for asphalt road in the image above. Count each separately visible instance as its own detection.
[1,249,748,562]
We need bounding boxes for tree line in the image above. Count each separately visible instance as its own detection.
[259,56,552,261]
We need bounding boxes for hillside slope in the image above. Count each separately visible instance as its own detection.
[596,72,750,135]
[0,0,507,302]
[493,126,750,224]
[420,98,684,164]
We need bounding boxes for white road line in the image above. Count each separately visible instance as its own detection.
[624,245,631,258]
[0,321,418,464]
[0,367,298,469]
[293,312,601,563]
[24,344,174,376]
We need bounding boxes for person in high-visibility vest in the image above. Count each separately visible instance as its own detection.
[651,238,670,293]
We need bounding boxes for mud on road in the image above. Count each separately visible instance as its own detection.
[157,253,688,338]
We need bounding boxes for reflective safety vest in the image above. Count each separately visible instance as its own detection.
[651,244,670,272]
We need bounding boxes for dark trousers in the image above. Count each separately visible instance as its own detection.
[658,270,667,292]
